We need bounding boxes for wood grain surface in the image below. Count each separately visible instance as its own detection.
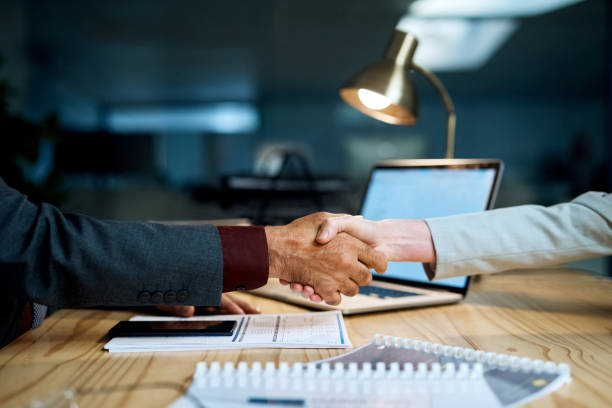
[0,268,610,407]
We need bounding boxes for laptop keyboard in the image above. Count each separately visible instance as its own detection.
[359,286,421,299]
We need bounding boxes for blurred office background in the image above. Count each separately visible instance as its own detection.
[1,0,610,273]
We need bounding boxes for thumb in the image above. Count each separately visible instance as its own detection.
[316,215,369,244]
[316,216,348,244]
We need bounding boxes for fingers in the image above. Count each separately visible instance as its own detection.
[272,212,381,307]
[282,282,321,301]
[339,279,360,297]
[155,305,195,317]
[358,244,388,275]
[284,280,314,299]
[282,279,313,299]
[301,285,314,299]
[324,291,342,306]
[290,282,304,294]
[221,298,245,315]
[228,294,261,314]
[219,293,261,315]
[353,260,374,286]
[307,237,374,304]
[284,283,323,303]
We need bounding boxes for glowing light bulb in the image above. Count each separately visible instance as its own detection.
[357,89,391,110]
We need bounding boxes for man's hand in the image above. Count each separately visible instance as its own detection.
[281,215,436,302]
[266,213,387,306]
[156,304,196,317]
[213,293,261,314]
[156,293,261,316]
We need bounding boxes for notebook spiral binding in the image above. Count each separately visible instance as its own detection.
[194,359,483,382]
[192,360,488,398]
[372,334,571,376]
[177,336,570,408]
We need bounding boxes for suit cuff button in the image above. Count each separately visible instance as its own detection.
[137,291,151,304]
[164,290,176,303]
[176,289,189,303]
[236,285,246,291]
[151,291,163,303]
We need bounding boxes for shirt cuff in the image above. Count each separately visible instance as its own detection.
[217,226,269,292]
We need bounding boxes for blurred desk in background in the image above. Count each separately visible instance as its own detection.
[0,268,610,407]
[157,218,251,226]
[194,174,352,225]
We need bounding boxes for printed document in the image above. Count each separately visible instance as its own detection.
[104,311,350,353]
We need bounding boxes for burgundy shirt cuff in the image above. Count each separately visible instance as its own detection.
[217,226,269,292]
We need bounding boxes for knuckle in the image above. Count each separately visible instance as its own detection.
[314,211,331,221]
[338,254,353,269]
[318,286,335,298]
[376,250,388,264]
[362,244,374,257]
[345,286,358,297]
[326,295,340,306]
[334,233,349,243]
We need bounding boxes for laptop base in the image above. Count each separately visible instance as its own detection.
[251,279,462,315]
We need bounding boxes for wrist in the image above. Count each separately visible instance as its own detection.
[414,220,436,263]
[378,219,436,263]
[265,226,283,279]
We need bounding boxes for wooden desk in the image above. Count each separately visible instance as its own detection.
[0,268,610,407]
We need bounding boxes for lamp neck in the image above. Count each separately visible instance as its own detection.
[384,30,418,66]
[412,64,456,159]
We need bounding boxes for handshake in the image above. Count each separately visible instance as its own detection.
[173,212,436,316]
[266,213,387,306]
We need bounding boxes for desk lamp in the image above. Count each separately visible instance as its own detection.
[340,30,456,158]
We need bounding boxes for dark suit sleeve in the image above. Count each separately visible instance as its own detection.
[0,182,227,308]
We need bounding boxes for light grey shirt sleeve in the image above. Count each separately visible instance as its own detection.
[423,191,612,280]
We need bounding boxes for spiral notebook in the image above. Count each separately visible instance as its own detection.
[170,360,499,408]
[171,334,570,408]
[315,334,571,407]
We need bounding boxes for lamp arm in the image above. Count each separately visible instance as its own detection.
[412,64,456,159]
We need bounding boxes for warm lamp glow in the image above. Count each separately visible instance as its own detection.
[340,30,457,158]
[357,89,392,110]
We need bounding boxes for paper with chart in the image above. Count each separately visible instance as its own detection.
[104,311,351,352]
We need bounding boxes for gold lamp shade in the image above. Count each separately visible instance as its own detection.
[340,31,419,125]
[340,30,457,158]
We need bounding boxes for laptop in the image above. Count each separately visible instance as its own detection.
[251,159,504,314]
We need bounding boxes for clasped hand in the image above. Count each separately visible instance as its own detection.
[160,213,390,318]
[266,213,388,305]
[163,213,431,316]
[278,214,435,303]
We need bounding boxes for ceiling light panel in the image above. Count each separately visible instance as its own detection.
[396,17,518,71]
[408,0,585,18]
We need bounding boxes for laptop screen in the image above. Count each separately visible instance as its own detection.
[361,163,499,290]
